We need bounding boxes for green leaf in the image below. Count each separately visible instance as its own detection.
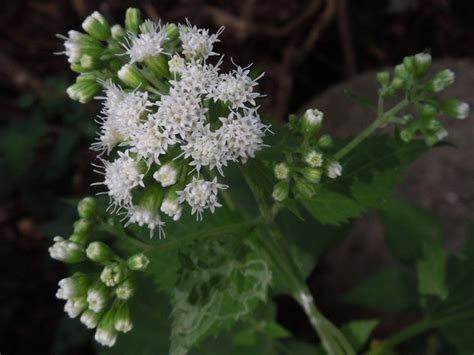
[301,188,364,225]
[343,269,418,312]
[261,322,291,339]
[417,243,448,301]
[341,319,378,351]
[169,238,272,355]
[380,199,443,263]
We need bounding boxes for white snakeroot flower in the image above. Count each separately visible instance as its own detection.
[168,55,186,74]
[92,118,123,155]
[179,21,223,60]
[180,125,227,174]
[304,150,324,168]
[170,60,221,95]
[154,88,205,139]
[125,20,167,63]
[97,151,145,209]
[95,327,117,348]
[210,65,262,109]
[177,177,228,220]
[127,120,174,165]
[160,197,182,221]
[153,163,179,187]
[327,161,342,179]
[56,275,88,300]
[126,205,165,238]
[274,163,290,180]
[64,296,87,319]
[218,110,269,162]
[116,280,135,300]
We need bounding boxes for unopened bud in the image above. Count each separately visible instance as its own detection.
[82,11,110,41]
[116,279,135,300]
[414,53,432,77]
[80,309,103,329]
[302,167,322,184]
[125,8,142,34]
[377,71,390,86]
[304,150,324,168]
[127,253,150,271]
[318,134,333,149]
[438,99,470,119]
[118,63,146,89]
[111,24,125,39]
[426,69,455,93]
[326,161,342,179]
[272,180,289,202]
[294,178,316,199]
[114,302,133,333]
[86,241,116,264]
[87,283,111,313]
[78,197,97,219]
[101,263,127,287]
[301,109,323,135]
[49,236,86,263]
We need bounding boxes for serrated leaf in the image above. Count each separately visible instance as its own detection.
[169,239,272,355]
[380,199,443,264]
[417,243,448,301]
[343,269,418,312]
[301,188,364,225]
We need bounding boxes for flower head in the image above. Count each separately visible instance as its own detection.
[125,20,167,63]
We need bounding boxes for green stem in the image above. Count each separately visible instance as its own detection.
[366,309,474,355]
[240,167,355,355]
[334,98,409,161]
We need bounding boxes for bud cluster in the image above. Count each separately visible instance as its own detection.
[377,53,470,146]
[272,109,341,202]
[59,8,270,236]
[49,198,149,347]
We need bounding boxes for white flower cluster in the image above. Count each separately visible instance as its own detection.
[92,20,269,235]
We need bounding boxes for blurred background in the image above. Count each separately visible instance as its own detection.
[1,0,473,354]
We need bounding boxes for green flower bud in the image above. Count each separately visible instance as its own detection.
[302,167,322,184]
[272,180,289,202]
[274,162,290,180]
[86,241,116,264]
[73,218,92,237]
[377,71,390,86]
[111,24,125,39]
[424,118,442,133]
[49,236,86,264]
[426,69,455,93]
[301,109,323,135]
[87,283,111,313]
[390,77,405,91]
[402,56,415,74]
[95,308,118,347]
[64,295,87,319]
[294,178,316,199]
[413,52,432,77]
[70,63,87,73]
[420,104,437,121]
[114,302,133,333]
[127,253,150,272]
[165,23,179,45]
[100,262,127,287]
[80,54,100,70]
[318,134,333,149]
[438,99,470,119]
[82,11,111,41]
[56,272,91,300]
[67,77,101,103]
[304,150,324,168]
[394,63,409,79]
[116,279,135,300]
[425,128,447,146]
[78,197,97,219]
[118,63,147,89]
[400,126,416,142]
[326,161,342,179]
[80,309,103,329]
[125,8,143,34]
[145,55,170,78]
[79,35,104,58]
